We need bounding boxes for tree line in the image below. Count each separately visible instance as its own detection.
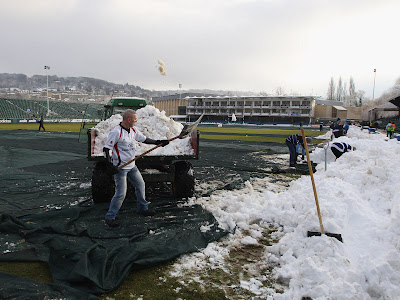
[327,76,365,107]
[328,75,400,108]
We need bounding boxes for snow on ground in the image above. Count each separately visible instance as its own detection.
[92,105,193,156]
[171,126,400,299]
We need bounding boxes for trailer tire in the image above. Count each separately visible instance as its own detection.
[173,161,195,198]
[92,161,114,203]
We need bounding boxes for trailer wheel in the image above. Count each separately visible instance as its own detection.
[92,161,114,203]
[173,161,195,198]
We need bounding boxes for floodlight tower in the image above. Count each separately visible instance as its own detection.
[44,65,50,116]
[370,68,377,124]
[372,68,376,102]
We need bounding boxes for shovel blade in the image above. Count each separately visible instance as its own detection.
[307,231,343,242]
[180,113,204,137]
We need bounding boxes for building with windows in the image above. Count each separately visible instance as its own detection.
[153,94,315,124]
[185,95,316,124]
[152,93,216,117]
[153,94,363,123]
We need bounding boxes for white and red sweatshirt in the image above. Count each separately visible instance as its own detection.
[104,124,146,169]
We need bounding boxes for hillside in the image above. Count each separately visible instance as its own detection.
[0,73,256,100]
[0,73,154,98]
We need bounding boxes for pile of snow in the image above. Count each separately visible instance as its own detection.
[92,105,194,156]
[172,126,400,299]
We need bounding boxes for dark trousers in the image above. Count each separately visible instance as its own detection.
[286,140,296,165]
[333,130,343,138]
[38,124,45,131]
[331,148,343,159]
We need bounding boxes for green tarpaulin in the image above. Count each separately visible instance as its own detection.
[0,131,227,299]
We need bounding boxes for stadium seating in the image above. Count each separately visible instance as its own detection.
[0,98,104,120]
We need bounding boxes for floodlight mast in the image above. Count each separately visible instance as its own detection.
[44,65,50,116]
[370,68,377,124]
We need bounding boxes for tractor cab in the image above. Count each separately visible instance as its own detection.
[79,97,147,143]
[103,97,147,120]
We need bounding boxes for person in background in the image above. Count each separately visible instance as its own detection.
[103,109,169,228]
[386,121,394,138]
[319,121,324,131]
[331,142,356,160]
[286,134,311,167]
[332,120,344,139]
[38,115,45,131]
[343,122,350,135]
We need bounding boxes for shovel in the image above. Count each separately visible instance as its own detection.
[301,128,343,242]
[117,113,204,170]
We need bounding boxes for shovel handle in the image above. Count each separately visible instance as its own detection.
[301,128,325,235]
[117,134,182,170]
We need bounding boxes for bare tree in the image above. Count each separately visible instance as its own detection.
[349,77,357,106]
[342,82,348,104]
[327,77,335,100]
[356,90,366,107]
[387,76,400,99]
[336,77,343,102]
[373,76,400,103]
[275,86,285,96]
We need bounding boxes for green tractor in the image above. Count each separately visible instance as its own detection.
[86,97,199,203]
[102,97,147,120]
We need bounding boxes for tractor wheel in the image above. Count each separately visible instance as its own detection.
[173,161,195,198]
[92,161,114,203]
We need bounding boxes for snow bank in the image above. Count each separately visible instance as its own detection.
[92,105,194,156]
[174,126,400,299]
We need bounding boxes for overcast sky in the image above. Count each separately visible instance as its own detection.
[1,0,399,98]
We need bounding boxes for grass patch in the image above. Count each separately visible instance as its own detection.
[198,127,324,136]
[312,138,326,144]
[200,134,287,143]
[200,134,326,143]
[0,123,328,144]
[0,261,52,283]
[101,226,284,299]
[0,260,227,299]
[280,172,303,180]
[198,127,327,143]
[100,262,227,300]
[0,123,83,132]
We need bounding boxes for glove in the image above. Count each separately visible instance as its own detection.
[155,139,169,147]
[103,147,118,175]
[106,161,119,175]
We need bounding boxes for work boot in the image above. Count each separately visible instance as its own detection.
[105,219,120,228]
[138,209,155,216]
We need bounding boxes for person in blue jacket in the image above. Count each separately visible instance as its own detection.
[286,134,311,167]
[343,122,350,135]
